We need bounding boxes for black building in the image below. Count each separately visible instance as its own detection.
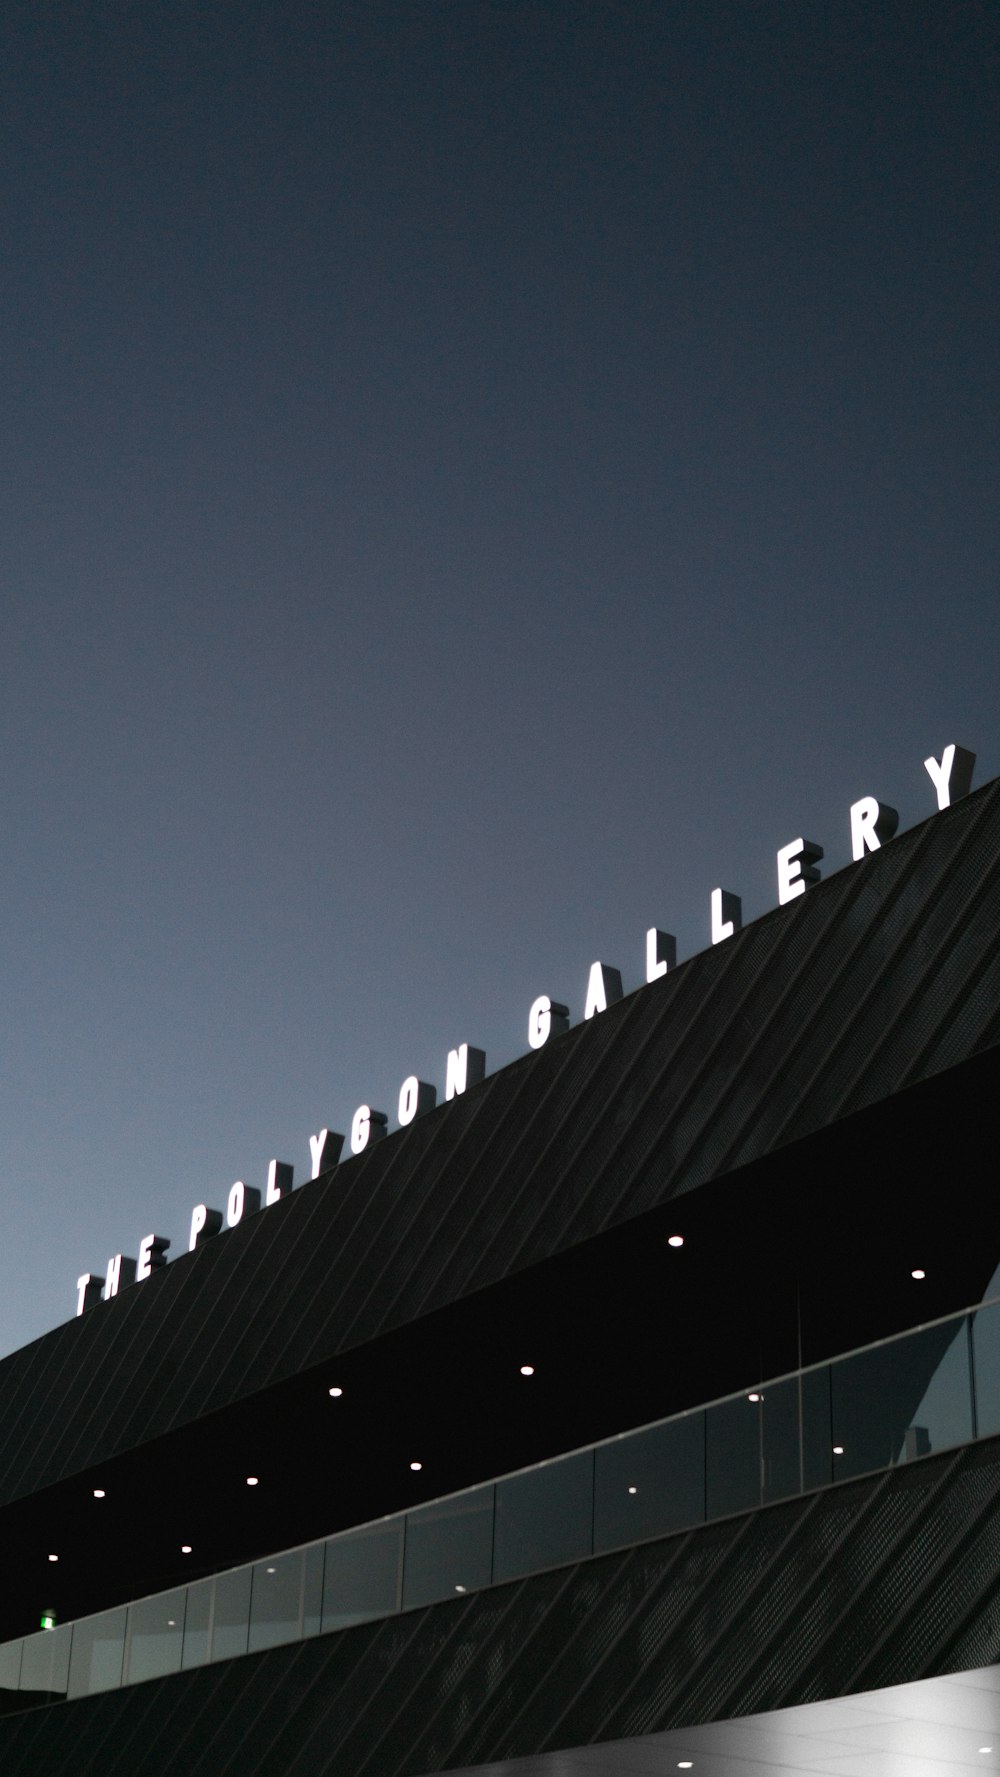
[0,772,997,1775]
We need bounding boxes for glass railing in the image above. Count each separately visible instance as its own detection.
[4,1293,1000,1710]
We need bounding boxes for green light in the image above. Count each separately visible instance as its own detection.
[40,1611,56,1631]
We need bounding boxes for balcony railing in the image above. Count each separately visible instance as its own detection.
[3,1292,999,1709]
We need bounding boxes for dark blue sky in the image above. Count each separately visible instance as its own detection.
[1,0,996,1353]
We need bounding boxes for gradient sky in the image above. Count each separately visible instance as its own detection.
[0,0,997,1356]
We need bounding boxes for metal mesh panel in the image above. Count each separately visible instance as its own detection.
[860,1444,1000,1686]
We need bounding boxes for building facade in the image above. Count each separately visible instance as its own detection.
[0,772,996,1773]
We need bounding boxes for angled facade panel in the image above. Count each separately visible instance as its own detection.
[0,778,995,1771]
[0,1439,998,1775]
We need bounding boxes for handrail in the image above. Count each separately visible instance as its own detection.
[2,1292,998,1709]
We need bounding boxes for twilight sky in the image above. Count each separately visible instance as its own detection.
[0,0,997,1355]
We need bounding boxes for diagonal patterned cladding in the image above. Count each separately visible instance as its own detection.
[0,780,998,1503]
[1,1436,999,1776]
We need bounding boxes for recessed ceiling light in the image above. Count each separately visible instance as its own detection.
[667,1235,684,1248]
[833,1445,844,1455]
[47,1554,58,1563]
[748,1393,761,1403]
[93,1489,106,1499]
[519,1364,535,1376]
[181,1545,192,1555]
[979,1750,993,1756]
[328,1386,343,1397]
[266,1567,276,1575]
[455,1584,466,1593]
[167,1619,176,1627]
[911,1269,926,1279]
[628,1486,638,1494]
[678,1764,694,1770]
[410,1461,422,1471]
[246,1476,259,1486]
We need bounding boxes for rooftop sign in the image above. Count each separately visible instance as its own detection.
[75,744,976,1315]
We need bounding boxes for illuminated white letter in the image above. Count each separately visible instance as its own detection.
[528,995,570,1049]
[924,744,975,811]
[226,1180,261,1228]
[445,1044,486,1101]
[76,1273,102,1316]
[309,1129,344,1180]
[398,1077,436,1127]
[104,1253,136,1299]
[584,963,623,1020]
[265,1160,293,1206]
[711,889,741,944]
[850,796,899,860]
[350,1104,388,1154]
[136,1234,170,1281]
[776,838,823,906]
[645,929,676,983]
[189,1203,223,1251]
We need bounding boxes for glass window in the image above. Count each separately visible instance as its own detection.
[211,1566,251,1662]
[706,1394,761,1519]
[302,1542,324,1639]
[902,1317,973,1457]
[493,1450,593,1584]
[19,1625,71,1700]
[323,1522,403,1631]
[594,1413,705,1553]
[249,1551,305,1653]
[801,1364,833,1491]
[403,1486,494,1610]
[182,1578,213,1670]
[125,1589,186,1685]
[67,1607,126,1699]
[973,1298,1000,1438]
[831,1342,906,1479]
[831,1320,973,1480]
[760,1377,801,1503]
[0,1640,22,1695]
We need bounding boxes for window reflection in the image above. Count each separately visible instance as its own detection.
[181,1578,213,1670]
[706,1396,760,1518]
[211,1568,251,1662]
[595,1415,705,1552]
[831,1320,973,1480]
[249,1553,305,1653]
[760,1379,800,1503]
[403,1487,494,1609]
[902,1319,973,1457]
[323,1522,403,1631]
[973,1298,1000,1438]
[494,1450,593,1583]
[0,1639,22,1696]
[68,1607,126,1698]
[19,1625,70,1701]
[125,1590,185,1685]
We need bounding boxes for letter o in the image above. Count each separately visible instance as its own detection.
[398,1076,419,1126]
[226,1181,247,1228]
